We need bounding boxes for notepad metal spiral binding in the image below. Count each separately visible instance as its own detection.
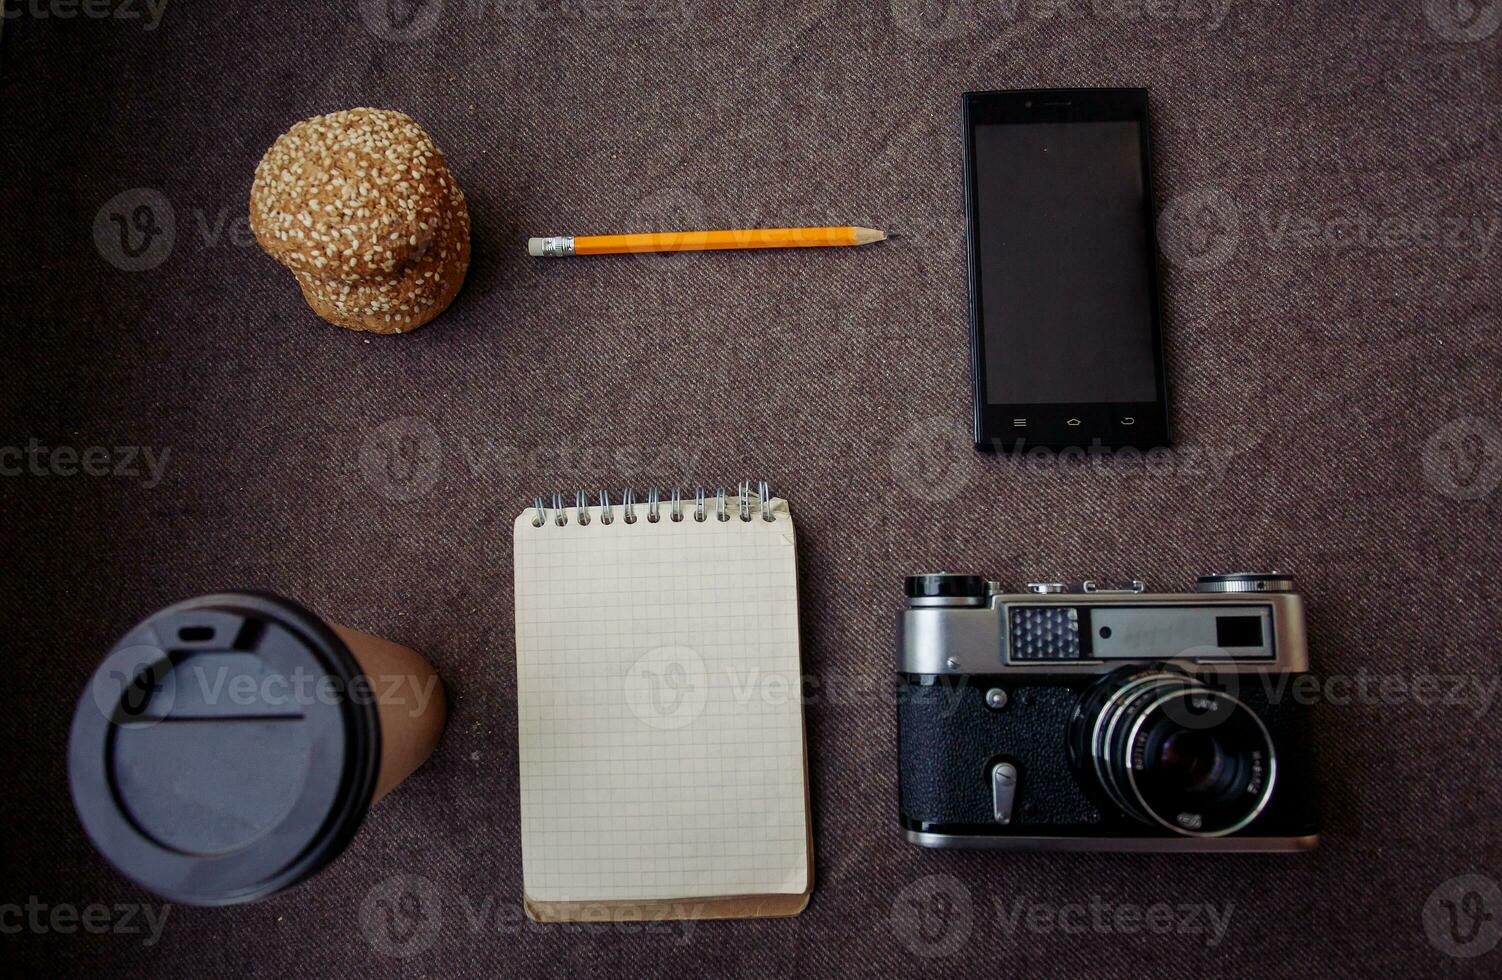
[529,480,777,527]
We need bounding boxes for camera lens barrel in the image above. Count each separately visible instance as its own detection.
[1071,668,1277,837]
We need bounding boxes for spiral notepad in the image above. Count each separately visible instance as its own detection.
[513,483,812,922]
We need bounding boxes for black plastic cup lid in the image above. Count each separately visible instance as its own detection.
[68,592,381,906]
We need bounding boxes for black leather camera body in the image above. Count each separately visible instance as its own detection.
[897,573,1319,851]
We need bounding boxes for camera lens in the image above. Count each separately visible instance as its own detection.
[1068,667,1276,837]
[1155,729,1223,794]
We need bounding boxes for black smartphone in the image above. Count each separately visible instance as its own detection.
[963,88,1170,451]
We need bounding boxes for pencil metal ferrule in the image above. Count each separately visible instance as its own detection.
[534,236,574,258]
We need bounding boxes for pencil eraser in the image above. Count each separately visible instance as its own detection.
[527,237,544,257]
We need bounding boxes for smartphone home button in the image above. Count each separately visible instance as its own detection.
[1066,418,1082,426]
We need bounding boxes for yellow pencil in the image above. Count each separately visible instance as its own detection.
[527,225,886,257]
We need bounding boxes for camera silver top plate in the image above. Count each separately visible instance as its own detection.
[899,589,1308,676]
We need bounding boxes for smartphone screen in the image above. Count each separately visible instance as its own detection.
[964,90,1169,449]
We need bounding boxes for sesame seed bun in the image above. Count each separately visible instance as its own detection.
[250,107,471,333]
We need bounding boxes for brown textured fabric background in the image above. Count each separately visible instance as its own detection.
[2,1,1500,977]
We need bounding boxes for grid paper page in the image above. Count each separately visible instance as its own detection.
[514,497,808,903]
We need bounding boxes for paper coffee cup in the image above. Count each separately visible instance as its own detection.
[68,592,446,905]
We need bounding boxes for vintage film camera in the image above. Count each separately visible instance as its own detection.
[897,572,1319,851]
